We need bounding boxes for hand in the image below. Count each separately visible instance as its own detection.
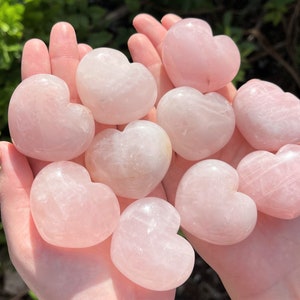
[0,22,175,300]
[130,13,300,300]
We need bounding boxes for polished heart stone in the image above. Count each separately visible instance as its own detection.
[30,161,120,248]
[156,87,235,160]
[162,18,240,93]
[76,47,157,125]
[233,79,300,151]
[175,159,257,245]
[237,144,300,219]
[110,197,195,291]
[85,120,172,199]
[8,74,95,161]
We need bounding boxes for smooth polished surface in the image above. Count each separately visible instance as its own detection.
[85,120,172,199]
[110,197,195,291]
[157,87,235,160]
[162,18,240,93]
[237,144,300,219]
[175,159,257,245]
[8,74,95,161]
[76,47,157,125]
[30,161,120,248]
[233,79,300,151]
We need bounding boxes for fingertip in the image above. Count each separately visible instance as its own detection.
[78,43,92,59]
[161,13,182,30]
[21,38,51,80]
[131,13,167,54]
[127,33,146,57]
[128,33,160,67]
[50,21,76,39]
[132,13,154,28]
[49,21,79,59]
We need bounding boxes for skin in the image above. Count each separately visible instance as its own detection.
[1,13,300,300]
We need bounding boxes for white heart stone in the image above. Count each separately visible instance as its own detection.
[85,120,172,199]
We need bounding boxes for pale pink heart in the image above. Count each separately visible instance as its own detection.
[161,18,240,93]
[237,144,300,219]
[8,74,95,161]
[175,159,257,245]
[30,161,120,248]
[76,47,157,125]
[85,120,172,199]
[110,197,195,291]
[233,79,300,151]
[156,87,235,160]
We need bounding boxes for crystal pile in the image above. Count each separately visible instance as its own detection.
[7,16,300,292]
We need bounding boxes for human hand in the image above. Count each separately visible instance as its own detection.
[0,22,175,300]
[130,13,300,300]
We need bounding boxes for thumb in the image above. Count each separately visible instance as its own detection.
[0,141,33,246]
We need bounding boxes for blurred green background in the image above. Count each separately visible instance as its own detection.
[0,0,299,299]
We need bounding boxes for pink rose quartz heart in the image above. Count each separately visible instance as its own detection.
[110,197,195,291]
[157,87,235,160]
[85,120,172,199]
[237,144,300,219]
[233,79,300,151]
[76,47,157,125]
[175,159,257,245]
[30,161,120,248]
[8,74,95,161]
[162,18,240,93]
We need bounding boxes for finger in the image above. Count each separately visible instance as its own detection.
[128,33,174,104]
[141,106,157,123]
[216,82,237,103]
[78,43,92,59]
[128,33,161,67]
[161,13,182,30]
[132,14,167,56]
[21,39,51,80]
[49,22,81,103]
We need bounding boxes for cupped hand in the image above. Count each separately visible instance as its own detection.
[0,22,175,300]
[130,13,300,300]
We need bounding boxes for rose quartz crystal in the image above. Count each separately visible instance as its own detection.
[233,79,300,151]
[162,18,240,93]
[110,197,195,291]
[8,74,95,161]
[175,159,257,245]
[237,144,300,219]
[30,161,120,248]
[157,87,235,160]
[76,48,157,125]
[85,120,172,199]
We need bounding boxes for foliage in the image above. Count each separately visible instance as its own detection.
[263,0,295,25]
[0,1,24,70]
[28,290,39,299]
[0,0,25,139]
